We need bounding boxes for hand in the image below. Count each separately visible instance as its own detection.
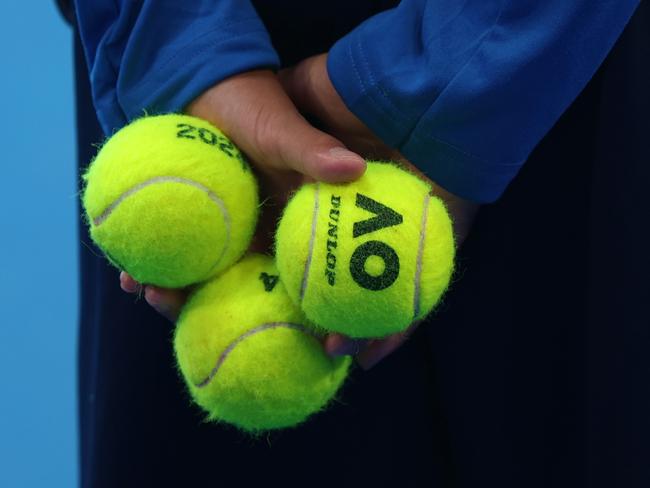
[279,54,480,369]
[120,69,366,320]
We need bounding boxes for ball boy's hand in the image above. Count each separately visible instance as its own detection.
[119,69,366,322]
[279,54,480,369]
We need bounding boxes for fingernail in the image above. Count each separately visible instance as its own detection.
[144,286,161,306]
[328,147,365,163]
[119,272,139,293]
[145,291,172,316]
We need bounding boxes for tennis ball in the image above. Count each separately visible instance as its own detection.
[275,162,455,338]
[174,253,350,433]
[82,114,258,288]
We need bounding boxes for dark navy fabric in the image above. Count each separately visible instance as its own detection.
[74,0,639,202]
[71,2,650,487]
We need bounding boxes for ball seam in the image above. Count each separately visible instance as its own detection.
[194,322,319,388]
[412,192,431,320]
[300,183,320,302]
[92,175,232,275]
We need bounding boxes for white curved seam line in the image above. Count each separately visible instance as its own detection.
[195,322,317,388]
[300,183,320,302]
[205,195,231,274]
[413,192,431,319]
[92,175,231,273]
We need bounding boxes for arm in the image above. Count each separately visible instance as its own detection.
[75,0,367,319]
[279,0,639,366]
[74,0,280,135]
[327,0,640,203]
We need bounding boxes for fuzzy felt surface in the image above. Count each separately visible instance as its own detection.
[82,114,258,288]
[174,254,350,433]
[275,162,455,338]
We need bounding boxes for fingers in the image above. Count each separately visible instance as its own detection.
[324,333,368,357]
[355,335,408,371]
[252,105,366,182]
[186,69,365,184]
[119,272,187,323]
[122,269,416,364]
[119,271,140,293]
[277,126,366,183]
[278,54,339,124]
[143,286,187,323]
[278,54,383,157]
[325,323,420,370]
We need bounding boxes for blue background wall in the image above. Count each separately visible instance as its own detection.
[0,3,78,487]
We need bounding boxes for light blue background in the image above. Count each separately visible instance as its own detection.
[0,3,78,487]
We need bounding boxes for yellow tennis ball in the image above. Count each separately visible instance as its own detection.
[82,114,258,288]
[275,162,455,338]
[174,253,350,433]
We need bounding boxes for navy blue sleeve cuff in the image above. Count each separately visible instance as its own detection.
[119,20,280,123]
[77,1,280,135]
[328,0,639,203]
[328,27,517,203]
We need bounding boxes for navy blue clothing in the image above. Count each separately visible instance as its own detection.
[75,0,639,202]
[69,2,650,487]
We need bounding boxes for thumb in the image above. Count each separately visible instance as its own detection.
[186,70,365,183]
[268,112,366,182]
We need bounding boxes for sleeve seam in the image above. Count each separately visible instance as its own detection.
[348,36,415,144]
[354,34,418,129]
[405,0,506,151]
[352,0,506,155]
[410,131,524,172]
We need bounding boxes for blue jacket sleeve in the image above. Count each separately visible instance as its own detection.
[75,0,279,135]
[328,0,640,202]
